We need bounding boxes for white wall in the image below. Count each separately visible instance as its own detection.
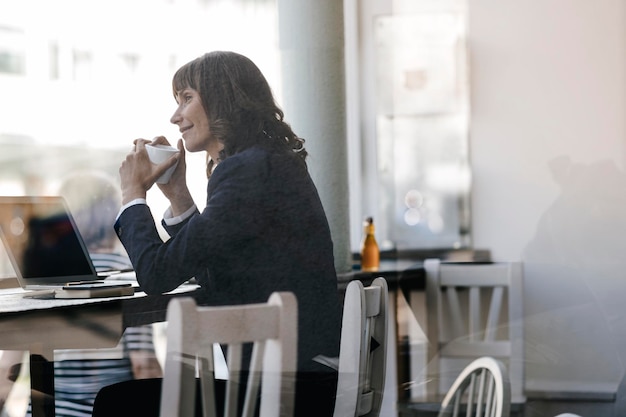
[469,0,626,393]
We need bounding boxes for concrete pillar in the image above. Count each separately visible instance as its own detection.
[277,0,352,273]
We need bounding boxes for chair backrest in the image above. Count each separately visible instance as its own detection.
[159,293,298,417]
[334,277,388,417]
[437,356,511,417]
[424,259,524,404]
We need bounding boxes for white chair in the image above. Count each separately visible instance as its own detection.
[159,293,298,417]
[333,277,388,417]
[438,356,511,417]
[423,259,524,404]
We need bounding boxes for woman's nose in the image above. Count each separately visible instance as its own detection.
[170,109,181,125]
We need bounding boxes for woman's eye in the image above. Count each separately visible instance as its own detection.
[184,95,193,102]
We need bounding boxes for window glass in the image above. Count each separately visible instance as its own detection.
[0,0,471,278]
[0,26,25,75]
[0,0,279,278]
[367,2,470,251]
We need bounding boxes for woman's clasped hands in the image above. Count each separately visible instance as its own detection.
[119,136,187,206]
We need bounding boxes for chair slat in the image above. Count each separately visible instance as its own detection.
[438,357,511,417]
[242,341,266,417]
[199,355,217,417]
[225,343,243,417]
[441,341,511,358]
[467,374,476,416]
[468,287,481,342]
[446,287,465,337]
[159,294,297,417]
[484,373,495,417]
[477,369,488,416]
[484,287,504,342]
[439,265,513,287]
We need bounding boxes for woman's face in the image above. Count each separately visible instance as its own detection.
[170,87,215,153]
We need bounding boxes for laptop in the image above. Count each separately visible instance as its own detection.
[0,196,135,294]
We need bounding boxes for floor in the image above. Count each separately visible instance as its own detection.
[521,398,616,417]
[3,370,620,417]
[396,398,617,417]
[396,400,525,417]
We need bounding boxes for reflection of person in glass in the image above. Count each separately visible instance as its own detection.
[58,172,132,271]
[93,51,341,417]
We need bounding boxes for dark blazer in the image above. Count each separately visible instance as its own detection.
[115,144,341,372]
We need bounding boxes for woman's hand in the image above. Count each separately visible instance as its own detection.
[119,138,180,204]
[152,137,195,216]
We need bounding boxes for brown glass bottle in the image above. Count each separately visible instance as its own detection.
[360,216,380,271]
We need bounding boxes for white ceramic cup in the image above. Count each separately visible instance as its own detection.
[145,144,180,184]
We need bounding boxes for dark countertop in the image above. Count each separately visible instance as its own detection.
[337,248,491,293]
[337,259,425,292]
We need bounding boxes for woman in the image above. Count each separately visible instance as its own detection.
[94,51,341,416]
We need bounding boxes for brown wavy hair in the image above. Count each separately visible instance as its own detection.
[172,51,306,176]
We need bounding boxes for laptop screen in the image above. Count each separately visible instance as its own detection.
[0,196,97,285]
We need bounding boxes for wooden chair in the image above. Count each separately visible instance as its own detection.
[159,293,298,417]
[422,259,524,405]
[333,277,389,417]
[438,356,511,417]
